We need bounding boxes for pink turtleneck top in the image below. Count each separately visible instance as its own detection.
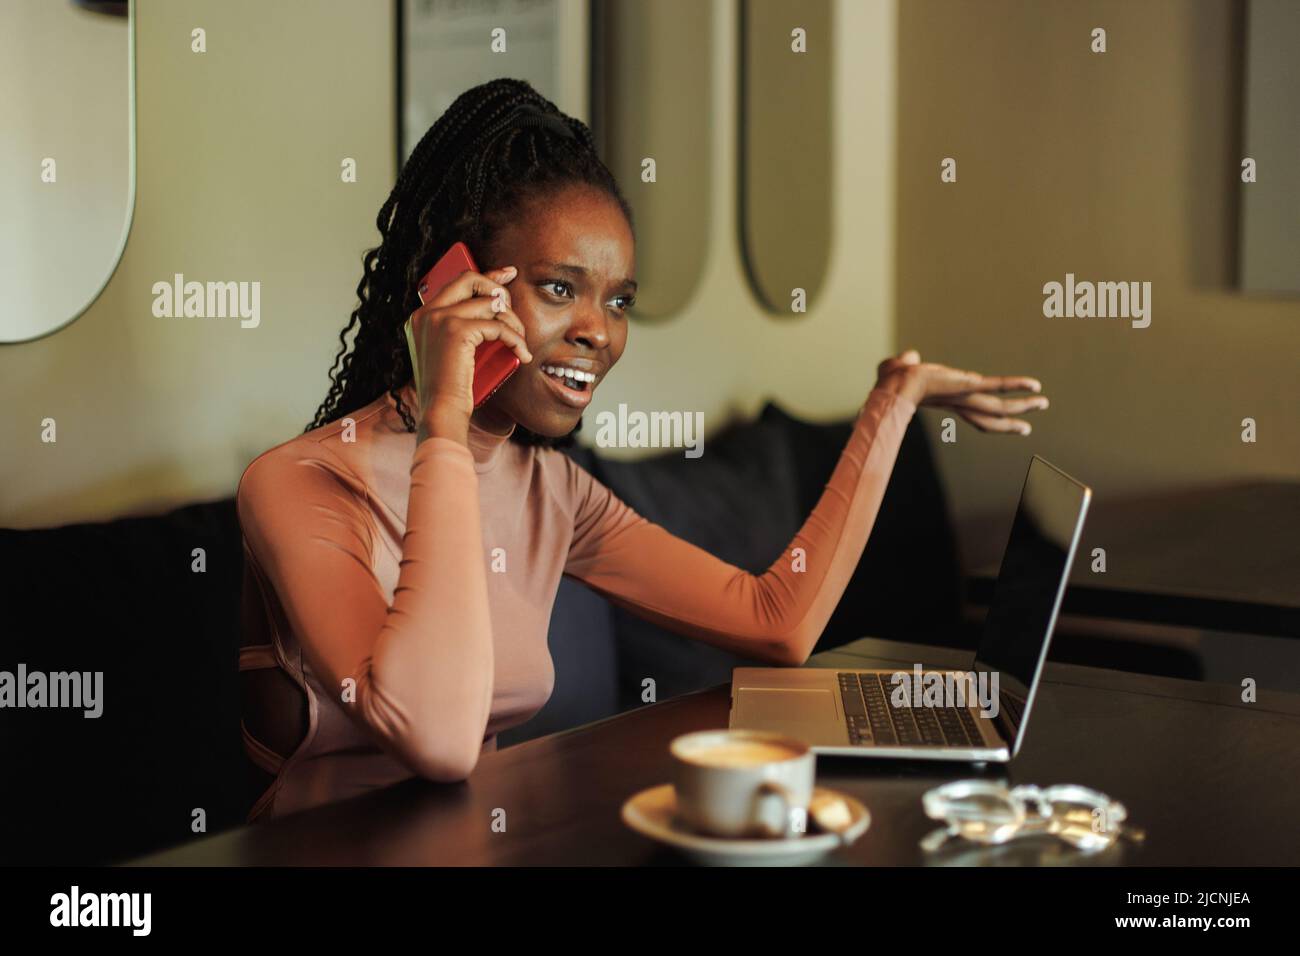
[235,382,915,820]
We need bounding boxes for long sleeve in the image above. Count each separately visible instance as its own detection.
[562,388,917,665]
[236,436,495,780]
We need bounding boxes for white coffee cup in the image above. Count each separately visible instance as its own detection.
[669,729,815,839]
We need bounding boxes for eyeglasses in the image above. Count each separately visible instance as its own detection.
[920,780,1145,854]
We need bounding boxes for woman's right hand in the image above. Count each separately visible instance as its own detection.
[406,265,533,444]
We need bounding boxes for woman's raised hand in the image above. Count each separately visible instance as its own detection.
[406,266,533,444]
[875,349,1048,435]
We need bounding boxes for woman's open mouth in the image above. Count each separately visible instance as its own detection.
[539,363,597,409]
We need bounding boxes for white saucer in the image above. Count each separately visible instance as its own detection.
[621,784,870,866]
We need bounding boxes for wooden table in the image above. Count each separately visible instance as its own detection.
[126,637,1300,867]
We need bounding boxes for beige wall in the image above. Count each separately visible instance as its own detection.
[897,0,1300,540]
[1,0,896,527]
[8,0,1294,538]
[2,0,395,528]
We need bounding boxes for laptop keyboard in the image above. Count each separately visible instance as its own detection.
[1002,692,1024,728]
[837,672,984,748]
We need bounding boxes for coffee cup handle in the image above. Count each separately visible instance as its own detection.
[754,781,805,838]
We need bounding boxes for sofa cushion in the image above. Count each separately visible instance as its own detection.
[0,499,246,864]
[590,406,808,710]
[756,403,966,651]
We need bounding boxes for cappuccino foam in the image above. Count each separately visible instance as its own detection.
[682,740,802,768]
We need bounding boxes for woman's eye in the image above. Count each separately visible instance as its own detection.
[540,280,632,312]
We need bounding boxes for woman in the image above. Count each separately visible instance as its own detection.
[236,79,1047,821]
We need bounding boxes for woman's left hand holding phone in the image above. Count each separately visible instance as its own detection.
[407,266,532,447]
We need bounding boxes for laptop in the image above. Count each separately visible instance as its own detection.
[728,455,1091,762]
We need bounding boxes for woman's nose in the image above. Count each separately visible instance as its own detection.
[566,303,610,351]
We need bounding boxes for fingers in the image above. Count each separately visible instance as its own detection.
[958,410,1034,435]
[456,317,533,365]
[926,366,1043,399]
[417,266,526,342]
[930,393,1049,416]
[900,358,1046,436]
[968,373,1042,394]
[410,299,527,341]
[933,377,1046,436]
[470,298,527,341]
[424,266,518,311]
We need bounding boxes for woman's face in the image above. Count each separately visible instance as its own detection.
[474,183,636,438]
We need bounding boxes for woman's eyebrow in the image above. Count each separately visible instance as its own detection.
[532,261,637,293]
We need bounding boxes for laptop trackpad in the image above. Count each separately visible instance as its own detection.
[732,688,838,742]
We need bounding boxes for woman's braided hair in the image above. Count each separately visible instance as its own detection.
[306,78,633,447]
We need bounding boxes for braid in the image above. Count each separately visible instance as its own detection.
[306,78,633,448]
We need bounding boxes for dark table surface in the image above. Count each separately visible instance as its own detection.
[968,481,1300,637]
[128,637,1300,867]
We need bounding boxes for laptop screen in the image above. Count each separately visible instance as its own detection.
[974,456,1090,755]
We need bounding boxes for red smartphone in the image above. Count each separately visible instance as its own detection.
[405,241,521,408]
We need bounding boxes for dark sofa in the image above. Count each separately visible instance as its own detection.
[0,402,963,864]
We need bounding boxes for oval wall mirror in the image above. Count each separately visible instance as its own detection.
[740,0,833,316]
[0,0,135,344]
